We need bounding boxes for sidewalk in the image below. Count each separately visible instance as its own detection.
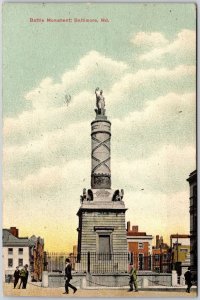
[3,283,197,298]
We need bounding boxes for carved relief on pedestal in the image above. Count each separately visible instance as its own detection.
[91,174,111,189]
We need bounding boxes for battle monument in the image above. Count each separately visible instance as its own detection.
[76,89,128,272]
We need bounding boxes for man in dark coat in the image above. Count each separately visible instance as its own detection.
[184,267,192,293]
[13,266,20,288]
[63,258,77,294]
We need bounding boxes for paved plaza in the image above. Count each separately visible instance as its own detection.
[3,283,197,298]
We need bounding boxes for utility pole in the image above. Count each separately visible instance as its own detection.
[176,233,179,263]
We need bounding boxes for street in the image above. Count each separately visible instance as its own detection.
[3,283,197,298]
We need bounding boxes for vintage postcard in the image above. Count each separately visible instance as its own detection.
[2,2,197,297]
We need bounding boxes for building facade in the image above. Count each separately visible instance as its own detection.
[187,170,197,281]
[170,234,191,276]
[3,227,29,282]
[152,235,171,273]
[127,222,153,271]
[3,227,45,282]
[29,235,45,281]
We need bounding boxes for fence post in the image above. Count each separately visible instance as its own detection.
[160,254,163,273]
[87,252,90,273]
[131,252,133,265]
[42,271,48,287]
[172,270,178,286]
[180,274,185,286]
[142,277,148,288]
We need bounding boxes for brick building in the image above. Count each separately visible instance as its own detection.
[152,235,170,273]
[127,222,153,271]
[29,235,45,281]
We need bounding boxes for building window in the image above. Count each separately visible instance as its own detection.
[8,258,13,267]
[154,266,160,272]
[163,254,167,260]
[138,243,143,249]
[8,248,13,255]
[18,248,23,255]
[180,249,188,253]
[155,254,159,262]
[98,235,111,260]
[193,185,197,197]
[138,254,144,270]
[18,259,23,267]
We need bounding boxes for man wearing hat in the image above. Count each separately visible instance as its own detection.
[13,266,20,288]
[128,263,138,292]
[19,264,29,289]
[63,258,77,294]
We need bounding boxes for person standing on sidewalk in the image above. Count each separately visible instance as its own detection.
[184,267,192,293]
[13,266,20,289]
[128,263,138,292]
[63,258,77,294]
[19,265,29,289]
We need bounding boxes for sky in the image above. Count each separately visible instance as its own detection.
[3,3,196,252]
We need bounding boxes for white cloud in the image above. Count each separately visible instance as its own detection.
[113,92,195,128]
[25,51,128,110]
[61,50,128,87]
[4,91,93,145]
[111,92,196,161]
[133,30,196,62]
[7,64,194,142]
[4,91,195,180]
[3,120,91,179]
[3,158,90,200]
[131,31,168,48]
[112,144,196,193]
[106,65,195,109]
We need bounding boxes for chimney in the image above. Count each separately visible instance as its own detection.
[132,226,138,232]
[156,235,159,248]
[127,221,130,232]
[10,227,19,238]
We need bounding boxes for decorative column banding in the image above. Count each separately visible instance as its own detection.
[91,119,111,189]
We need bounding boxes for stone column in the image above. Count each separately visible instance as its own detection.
[91,118,111,189]
[42,271,48,287]
[172,270,178,287]
[180,274,185,286]
[142,277,148,288]
[81,276,87,289]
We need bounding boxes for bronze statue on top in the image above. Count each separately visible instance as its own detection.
[95,87,105,115]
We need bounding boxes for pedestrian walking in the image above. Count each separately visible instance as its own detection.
[19,264,29,289]
[128,263,138,292]
[13,266,20,288]
[63,258,77,294]
[184,267,192,293]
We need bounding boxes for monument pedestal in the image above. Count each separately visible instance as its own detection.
[77,189,128,272]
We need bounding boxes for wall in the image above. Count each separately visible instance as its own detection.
[81,211,127,253]
[48,272,172,288]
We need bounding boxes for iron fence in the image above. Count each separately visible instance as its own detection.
[46,252,69,273]
[46,252,172,274]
